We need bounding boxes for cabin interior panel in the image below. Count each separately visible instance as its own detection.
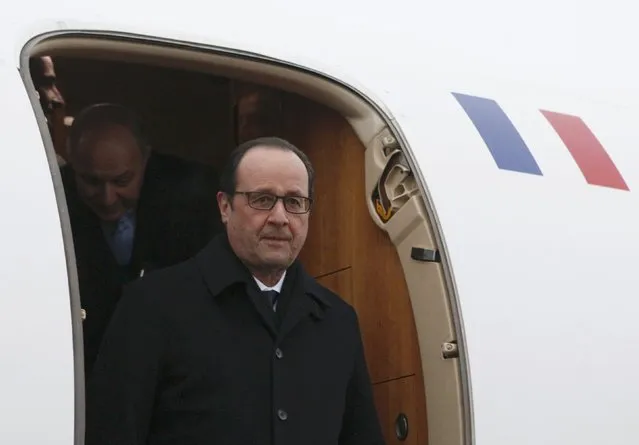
[372,375,429,445]
[281,94,357,279]
[52,57,234,166]
[314,268,353,302]
[279,94,422,379]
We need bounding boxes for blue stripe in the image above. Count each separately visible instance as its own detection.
[452,92,543,176]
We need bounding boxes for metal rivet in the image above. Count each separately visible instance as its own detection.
[441,341,459,359]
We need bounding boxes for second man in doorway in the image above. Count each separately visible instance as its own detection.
[62,103,223,376]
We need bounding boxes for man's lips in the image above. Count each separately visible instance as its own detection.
[262,236,291,242]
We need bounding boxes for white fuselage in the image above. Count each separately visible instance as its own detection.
[2,1,639,444]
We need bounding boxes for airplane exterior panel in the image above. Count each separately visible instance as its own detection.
[0,53,75,444]
[397,85,639,444]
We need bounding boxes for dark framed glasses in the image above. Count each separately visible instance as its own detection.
[234,191,312,214]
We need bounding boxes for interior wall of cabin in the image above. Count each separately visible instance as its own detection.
[50,56,429,445]
[53,57,235,166]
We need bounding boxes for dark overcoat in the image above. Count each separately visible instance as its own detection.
[62,152,222,376]
[85,233,385,445]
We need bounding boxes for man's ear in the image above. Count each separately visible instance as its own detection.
[217,191,231,225]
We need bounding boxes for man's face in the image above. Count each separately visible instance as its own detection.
[217,146,311,273]
[70,124,148,222]
[33,56,65,122]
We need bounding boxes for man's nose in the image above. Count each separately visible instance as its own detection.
[100,184,118,206]
[267,200,289,225]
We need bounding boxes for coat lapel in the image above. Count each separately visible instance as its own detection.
[197,235,280,338]
[277,291,324,341]
[276,265,329,341]
[246,286,279,338]
[195,235,331,341]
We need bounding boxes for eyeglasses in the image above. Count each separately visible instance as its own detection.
[234,191,312,214]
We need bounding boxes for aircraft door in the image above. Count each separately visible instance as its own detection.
[0,60,77,444]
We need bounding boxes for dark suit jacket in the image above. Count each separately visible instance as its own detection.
[62,152,223,377]
[85,233,385,445]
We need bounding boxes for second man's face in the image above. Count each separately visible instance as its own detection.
[71,124,148,222]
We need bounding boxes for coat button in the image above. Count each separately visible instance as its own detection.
[275,348,283,359]
[277,409,288,421]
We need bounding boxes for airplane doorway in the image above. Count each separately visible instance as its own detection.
[21,33,467,445]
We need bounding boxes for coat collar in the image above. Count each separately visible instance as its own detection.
[195,233,332,309]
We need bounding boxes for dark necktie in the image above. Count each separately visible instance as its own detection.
[262,290,279,311]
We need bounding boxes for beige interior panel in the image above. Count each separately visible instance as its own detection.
[365,136,464,444]
[396,222,464,445]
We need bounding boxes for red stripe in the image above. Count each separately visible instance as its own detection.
[540,110,629,191]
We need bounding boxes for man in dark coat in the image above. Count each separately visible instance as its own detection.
[85,136,385,445]
[62,103,222,377]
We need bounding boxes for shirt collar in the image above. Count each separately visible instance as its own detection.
[253,271,286,293]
